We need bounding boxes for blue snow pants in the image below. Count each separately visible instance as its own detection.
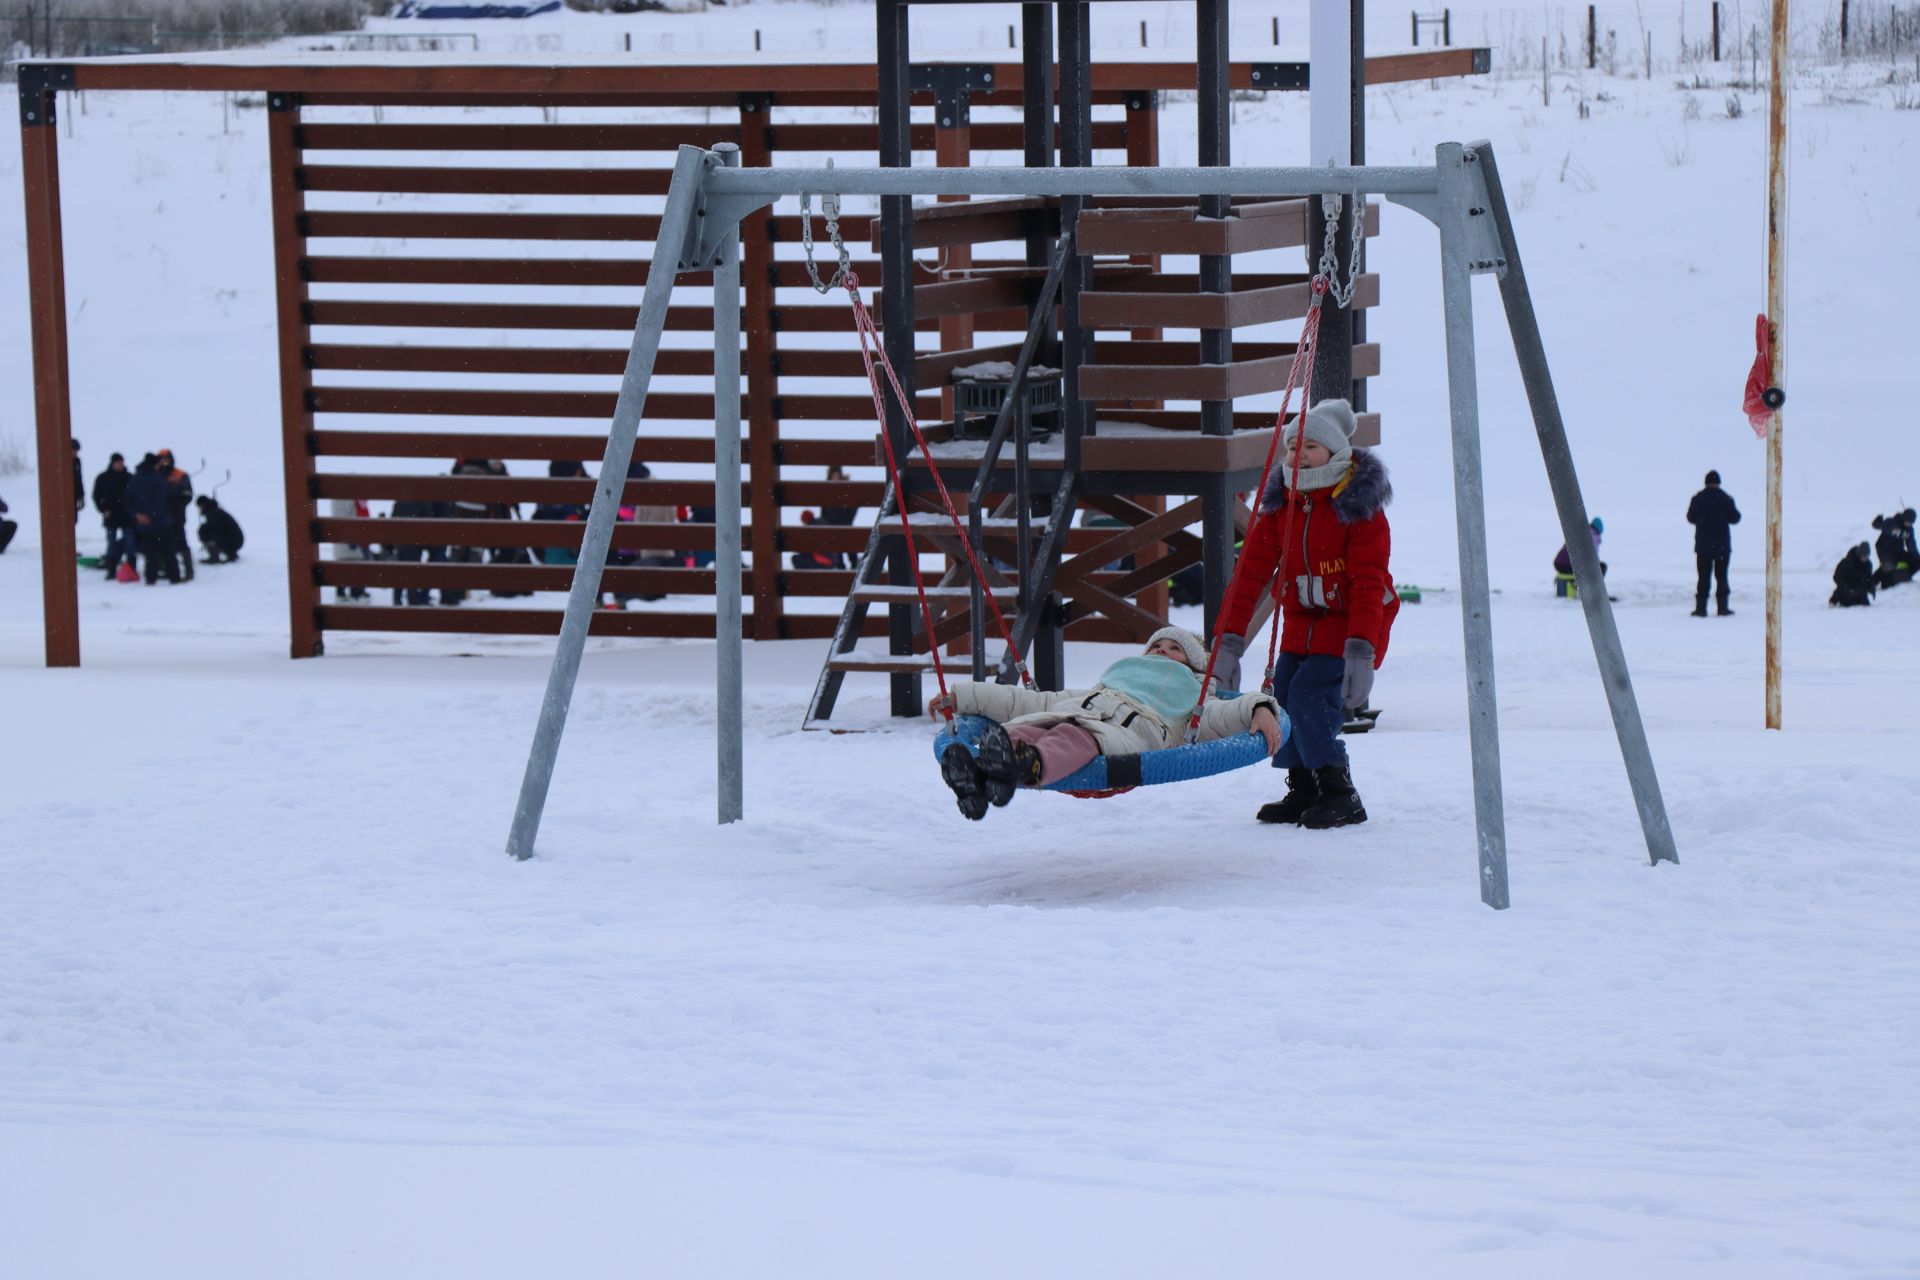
[1270,651,1348,770]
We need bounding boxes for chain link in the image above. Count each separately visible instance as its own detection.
[1316,188,1367,310]
[799,163,851,294]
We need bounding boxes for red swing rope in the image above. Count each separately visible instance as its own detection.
[843,272,1035,720]
[1185,277,1330,736]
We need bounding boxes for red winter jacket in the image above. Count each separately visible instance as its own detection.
[1217,448,1398,663]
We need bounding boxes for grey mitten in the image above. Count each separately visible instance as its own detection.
[1341,637,1376,710]
[1211,631,1249,691]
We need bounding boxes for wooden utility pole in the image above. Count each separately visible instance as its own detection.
[1764,0,1789,729]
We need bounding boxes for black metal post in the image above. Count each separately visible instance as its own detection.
[876,0,921,717]
[1196,0,1234,639]
[1588,5,1598,68]
[1712,2,1721,60]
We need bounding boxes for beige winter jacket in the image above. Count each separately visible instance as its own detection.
[951,678,1280,757]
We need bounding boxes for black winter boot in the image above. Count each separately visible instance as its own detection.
[939,744,990,821]
[1256,768,1320,825]
[1300,765,1368,829]
[975,722,1040,807]
[1691,597,1709,618]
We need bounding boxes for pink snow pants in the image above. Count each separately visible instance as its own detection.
[1007,722,1101,786]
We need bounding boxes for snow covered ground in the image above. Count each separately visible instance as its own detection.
[4,10,1920,1277]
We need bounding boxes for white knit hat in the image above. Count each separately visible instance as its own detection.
[1144,625,1207,672]
[1280,398,1359,458]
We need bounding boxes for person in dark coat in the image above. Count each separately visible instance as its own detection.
[0,493,16,555]
[92,453,135,577]
[388,497,451,606]
[154,448,195,581]
[71,438,85,522]
[789,466,858,571]
[1872,509,1917,588]
[123,454,180,584]
[1686,469,1741,616]
[1830,542,1877,607]
[194,495,244,563]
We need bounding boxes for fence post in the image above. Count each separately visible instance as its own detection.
[1712,2,1721,59]
[1273,15,1280,44]
[1841,0,1850,56]
[1645,29,1653,76]
[1588,5,1598,67]
[1411,9,1419,45]
[1444,8,1452,45]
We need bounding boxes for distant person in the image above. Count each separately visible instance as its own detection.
[154,449,195,581]
[388,497,451,606]
[123,453,180,584]
[92,452,135,578]
[1554,516,1608,579]
[0,492,16,554]
[1830,542,1877,608]
[71,439,85,522]
[1686,469,1741,616]
[790,466,858,571]
[1871,509,1917,588]
[194,495,244,564]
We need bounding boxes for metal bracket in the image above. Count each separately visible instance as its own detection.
[1457,147,1509,277]
[17,63,75,127]
[682,147,772,271]
[1247,62,1310,91]
[1123,90,1160,113]
[910,63,996,129]
[267,91,301,113]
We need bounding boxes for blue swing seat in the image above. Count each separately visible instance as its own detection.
[932,707,1286,797]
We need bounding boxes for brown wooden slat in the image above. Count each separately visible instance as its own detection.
[1075,201,1380,257]
[312,430,723,462]
[306,300,714,331]
[313,473,730,504]
[298,211,876,243]
[1082,274,1381,330]
[320,561,733,593]
[308,345,712,376]
[315,604,865,642]
[308,387,727,419]
[911,275,1029,320]
[1079,343,1381,402]
[304,257,693,287]
[298,123,740,151]
[298,165,675,196]
[777,439,877,467]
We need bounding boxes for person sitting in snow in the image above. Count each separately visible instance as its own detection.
[928,625,1284,821]
[1830,542,1877,608]
[1210,399,1397,830]
[1555,515,1608,580]
[1871,509,1916,589]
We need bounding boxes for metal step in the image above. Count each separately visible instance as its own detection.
[826,651,977,674]
[849,584,1016,603]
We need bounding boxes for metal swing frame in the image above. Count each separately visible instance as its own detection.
[503,140,1680,910]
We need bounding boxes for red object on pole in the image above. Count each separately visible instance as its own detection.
[1743,312,1777,437]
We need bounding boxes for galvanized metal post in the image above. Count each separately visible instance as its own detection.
[506,146,709,861]
[1764,0,1789,730]
[1433,143,1511,910]
[1470,142,1680,870]
[713,144,745,826]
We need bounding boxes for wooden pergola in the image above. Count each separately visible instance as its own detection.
[18,46,1489,668]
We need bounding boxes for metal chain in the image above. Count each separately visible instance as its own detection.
[1316,189,1368,310]
[799,163,851,295]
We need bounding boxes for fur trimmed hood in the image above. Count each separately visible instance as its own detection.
[1258,447,1392,523]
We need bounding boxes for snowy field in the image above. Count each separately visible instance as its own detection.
[4,6,1920,1276]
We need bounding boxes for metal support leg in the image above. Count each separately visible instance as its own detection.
[1435,143,1511,910]
[506,146,710,860]
[1469,142,1678,869]
[713,144,745,826]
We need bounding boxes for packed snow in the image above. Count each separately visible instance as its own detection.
[3,4,1919,1275]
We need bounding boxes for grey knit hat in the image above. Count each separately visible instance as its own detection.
[1145,625,1207,672]
[1281,398,1359,458]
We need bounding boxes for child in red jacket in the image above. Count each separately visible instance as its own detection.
[1212,399,1396,829]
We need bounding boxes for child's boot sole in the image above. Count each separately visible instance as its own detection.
[940,744,990,821]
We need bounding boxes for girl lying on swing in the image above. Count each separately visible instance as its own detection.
[928,626,1285,820]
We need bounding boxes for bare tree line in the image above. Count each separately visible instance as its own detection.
[7,0,379,58]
